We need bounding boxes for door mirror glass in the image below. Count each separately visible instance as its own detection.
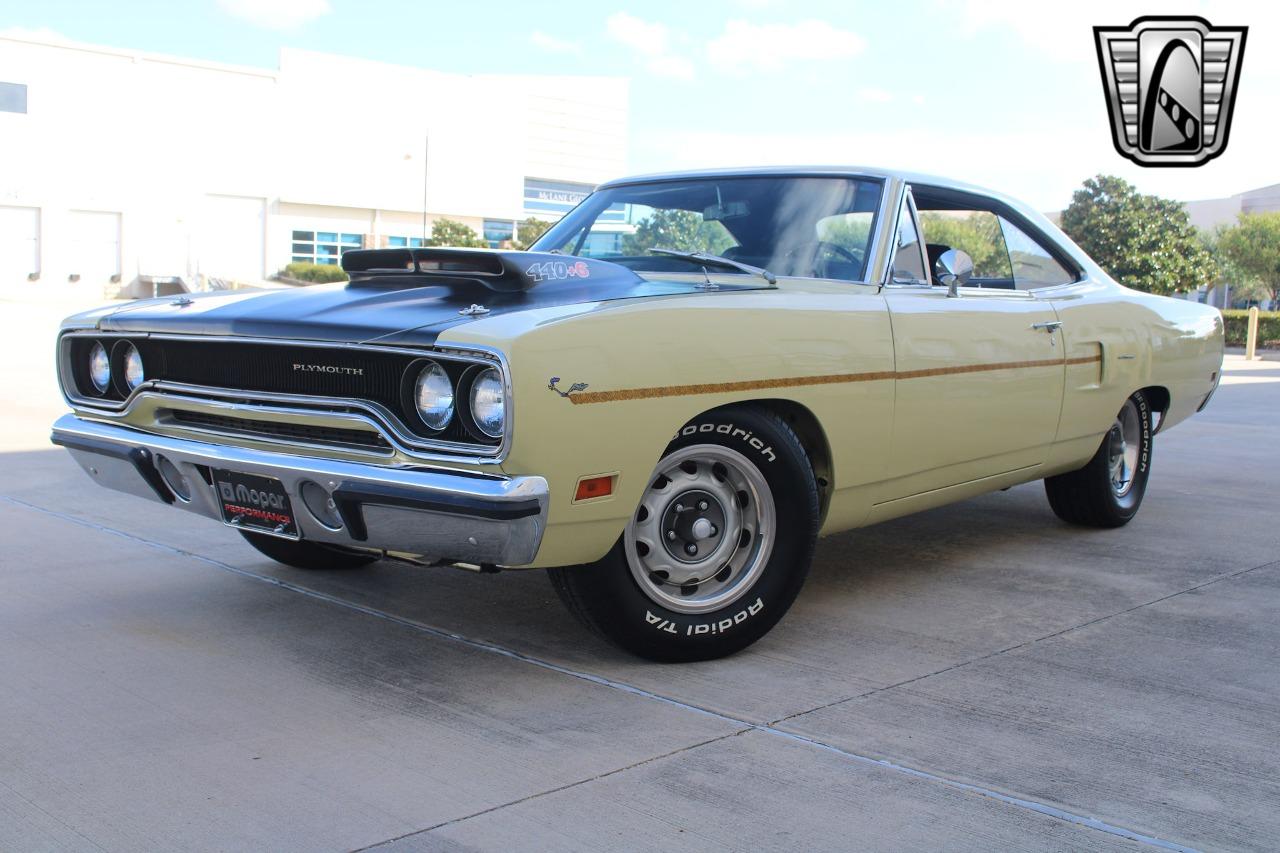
[934,248,974,297]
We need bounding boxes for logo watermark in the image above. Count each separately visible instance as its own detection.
[1094,16,1247,167]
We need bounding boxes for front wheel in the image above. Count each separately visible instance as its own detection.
[548,407,819,662]
[1045,390,1154,528]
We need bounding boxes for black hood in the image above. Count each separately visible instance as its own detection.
[90,251,771,345]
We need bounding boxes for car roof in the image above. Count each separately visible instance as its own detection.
[597,165,995,196]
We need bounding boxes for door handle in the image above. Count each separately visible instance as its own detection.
[1031,321,1063,333]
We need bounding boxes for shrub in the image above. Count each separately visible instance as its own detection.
[428,219,487,248]
[282,262,348,283]
[1222,309,1280,348]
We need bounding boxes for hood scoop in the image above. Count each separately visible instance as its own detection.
[341,248,643,293]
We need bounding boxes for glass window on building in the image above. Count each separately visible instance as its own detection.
[291,230,362,265]
[483,219,515,249]
[386,236,427,248]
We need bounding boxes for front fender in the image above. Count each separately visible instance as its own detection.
[439,282,894,568]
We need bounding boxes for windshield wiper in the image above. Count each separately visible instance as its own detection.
[648,248,777,285]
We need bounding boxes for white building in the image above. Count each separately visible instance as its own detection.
[0,33,628,296]
[1183,183,1280,231]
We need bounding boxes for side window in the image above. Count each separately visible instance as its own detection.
[1000,218,1075,289]
[917,210,1013,286]
[891,196,927,284]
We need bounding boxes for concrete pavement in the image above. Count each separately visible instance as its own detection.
[2,295,1278,851]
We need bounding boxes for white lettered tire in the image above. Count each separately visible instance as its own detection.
[1045,390,1154,528]
[548,406,819,662]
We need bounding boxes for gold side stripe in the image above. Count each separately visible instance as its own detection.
[568,355,1101,405]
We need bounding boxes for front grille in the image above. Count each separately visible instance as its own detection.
[141,339,415,405]
[168,410,393,452]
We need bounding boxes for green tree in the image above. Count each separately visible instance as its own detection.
[1216,211,1280,305]
[621,208,735,256]
[427,218,487,248]
[1060,174,1213,295]
[513,217,553,251]
[1201,226,1270,306]
[918,212,1010,278]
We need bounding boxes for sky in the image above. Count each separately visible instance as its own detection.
[2,0,1276,211]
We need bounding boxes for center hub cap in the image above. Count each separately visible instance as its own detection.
[660,489,726,562]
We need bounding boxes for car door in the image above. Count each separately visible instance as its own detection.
[877,187,1066,502]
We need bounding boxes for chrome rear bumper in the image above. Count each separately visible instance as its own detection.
[51,414,548,567]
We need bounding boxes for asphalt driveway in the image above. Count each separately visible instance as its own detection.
[3,297,1278,851]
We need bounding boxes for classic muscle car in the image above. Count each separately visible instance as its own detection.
[51,167,1224,661]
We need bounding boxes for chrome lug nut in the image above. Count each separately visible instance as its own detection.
[684,543,698,556]
[667,530,677,540]
[698,500,708,511]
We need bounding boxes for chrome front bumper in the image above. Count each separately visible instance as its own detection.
[51,414,548,567]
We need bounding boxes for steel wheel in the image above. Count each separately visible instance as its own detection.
[624,444,776,614]
[548,406,818,661]
[1107,398,1144,498]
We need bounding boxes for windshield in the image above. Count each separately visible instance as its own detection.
[531,175,884,282]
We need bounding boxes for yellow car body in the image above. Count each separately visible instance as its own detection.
[445,170,1223,568]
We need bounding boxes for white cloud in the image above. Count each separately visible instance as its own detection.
[857,87,895,103]
[945,0,1139,63]
[708,19,866,75]
[606,12,695,79]
[217,0,331,30]
[530,30,582,55]
[607,12,672,57]
[646,54,696,81]
[0,26,72,43]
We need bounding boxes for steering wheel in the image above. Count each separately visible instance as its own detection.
[783,240,863,276]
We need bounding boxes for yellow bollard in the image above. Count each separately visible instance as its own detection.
[1245,305,1260,361]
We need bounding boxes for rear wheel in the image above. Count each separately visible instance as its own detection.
[548,407,819,662]
[239,530,379,570]
[1045,390,1153,528]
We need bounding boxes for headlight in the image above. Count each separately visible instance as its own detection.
[88,342,111,393]
[469,367,505,439]
[414,361,454,429]
[123,343,145,391]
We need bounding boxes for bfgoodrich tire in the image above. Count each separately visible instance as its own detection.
[1044,390,1154,528]
[548,406,819,662]
[239,530,379,570]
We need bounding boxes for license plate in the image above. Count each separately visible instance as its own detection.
[213,469,299,538]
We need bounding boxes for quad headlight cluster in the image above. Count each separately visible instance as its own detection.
[81,339,147,398]
[407,359,505,442]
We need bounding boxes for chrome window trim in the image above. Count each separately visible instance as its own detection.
[881,183,931,289]
[902,182,1086,290]
[56,331,514,464]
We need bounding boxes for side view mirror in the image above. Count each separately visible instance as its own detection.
[935,249,974,298]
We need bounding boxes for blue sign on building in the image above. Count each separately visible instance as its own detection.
[523,179,593,216]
